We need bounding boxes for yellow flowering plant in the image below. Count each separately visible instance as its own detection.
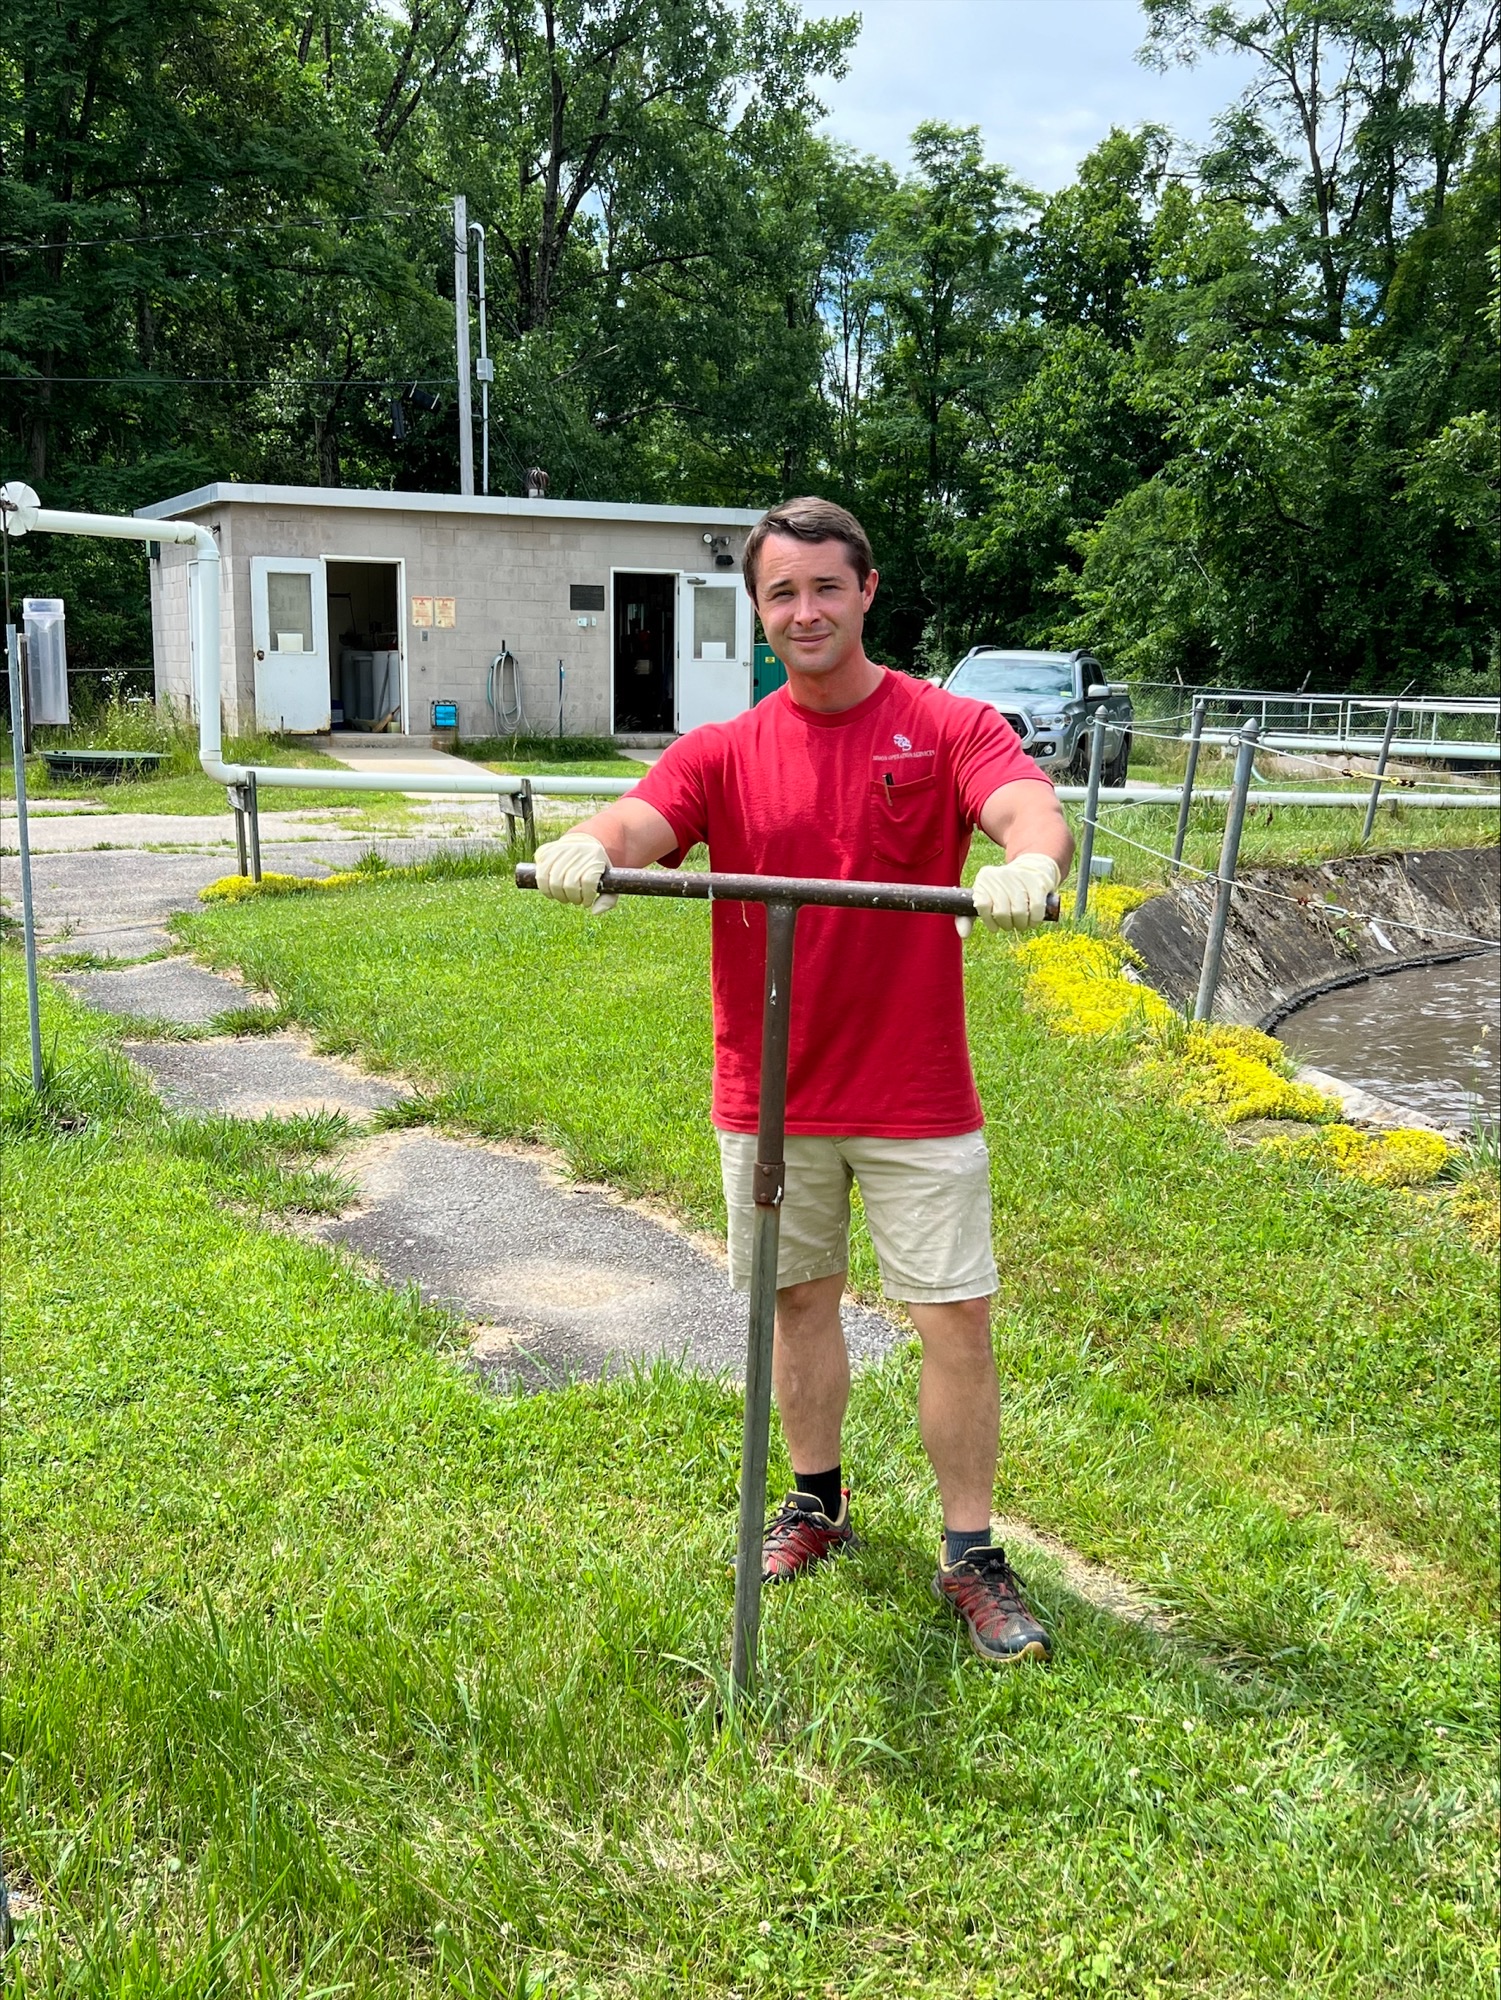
[199,869,367,904]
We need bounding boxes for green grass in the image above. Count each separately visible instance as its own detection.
[1076,791,1498,886]
[455,734,648,781]
[5,833,1496,1993]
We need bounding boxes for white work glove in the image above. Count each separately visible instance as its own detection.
[960,853,1061,936]
[532,833,617,914]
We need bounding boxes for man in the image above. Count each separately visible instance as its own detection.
[533,497,1073,1664]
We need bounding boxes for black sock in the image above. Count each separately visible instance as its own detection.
[793,1465,844,1521]
[944,1525,993,1568]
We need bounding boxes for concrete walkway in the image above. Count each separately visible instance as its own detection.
[322,730,492,800]
[19,835,483,959]
[3,805,367,853]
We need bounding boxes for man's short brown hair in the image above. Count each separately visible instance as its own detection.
[742,497,875,601]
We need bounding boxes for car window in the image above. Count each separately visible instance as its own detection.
[947,655,1074,698]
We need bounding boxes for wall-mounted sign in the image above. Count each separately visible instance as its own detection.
[569,583,606,611]
[411,595,434,627]
[435,596,457,629]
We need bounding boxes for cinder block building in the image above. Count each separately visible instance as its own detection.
[136,484,777,740]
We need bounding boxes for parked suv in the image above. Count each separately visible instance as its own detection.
[942,647,1133,785]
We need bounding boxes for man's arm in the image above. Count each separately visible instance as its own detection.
[565,798,680,869]
[967,778,1075,932]
[531,798,679,908]
[977,778,1074,878]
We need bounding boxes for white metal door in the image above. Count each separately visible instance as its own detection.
[676,573,752,732]
[250,556,330,732]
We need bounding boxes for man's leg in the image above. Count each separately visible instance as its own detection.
[772,1271,850,1476]
[719,1133,858,1578]
[907,1295,998,1535]
[849,1134,1050,1660]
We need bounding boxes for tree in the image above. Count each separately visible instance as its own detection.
[1142,0,1500,335]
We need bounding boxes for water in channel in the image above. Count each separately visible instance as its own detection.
[1274,952,1500,1130]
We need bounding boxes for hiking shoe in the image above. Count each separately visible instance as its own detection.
[932,1545,1052,1663]
[762,1489,856,1583]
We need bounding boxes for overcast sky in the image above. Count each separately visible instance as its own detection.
[800,0,1257,190]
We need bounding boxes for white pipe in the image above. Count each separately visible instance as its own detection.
[1195,729,1499,763]
[1061,783,1499,809]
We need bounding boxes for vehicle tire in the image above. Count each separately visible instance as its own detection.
[1104,731,1131,788]
[1068,733,1092,783]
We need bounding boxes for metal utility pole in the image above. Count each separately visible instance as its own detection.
[470,221,492,497]
[453,195,474,497]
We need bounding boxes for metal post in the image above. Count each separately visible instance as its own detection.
[453,195,474,498]
[17,632,33,754]
[231,784,249,877]
[5,624,44,1093]
[519,777,535,857]
[730,898,797,1699]
[1193,718,1260,1022]
[1361,699,1401,844]
[1073,713,1106,920]
[246,769,262,882]
[1171,697,1206,877]
[470,221,491,497]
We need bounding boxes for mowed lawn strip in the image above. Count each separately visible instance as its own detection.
[4,844,1497,1994]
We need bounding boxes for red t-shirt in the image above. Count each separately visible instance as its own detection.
[630,668,1047,1137]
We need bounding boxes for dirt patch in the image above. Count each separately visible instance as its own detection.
[990,1516,1177,1638]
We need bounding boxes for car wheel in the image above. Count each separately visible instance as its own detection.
[1068,733,1092,783]
[1105,732,1132,788]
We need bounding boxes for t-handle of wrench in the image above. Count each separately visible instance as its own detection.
[515,862,1058,1698]
[515,863,1061,924]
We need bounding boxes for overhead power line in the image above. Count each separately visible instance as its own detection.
[0,375,452,388]
[1,210,430,256]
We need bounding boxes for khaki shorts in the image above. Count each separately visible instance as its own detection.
[717,1129,998,1304]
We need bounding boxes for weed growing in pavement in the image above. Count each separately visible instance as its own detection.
[0,1034,139,1138]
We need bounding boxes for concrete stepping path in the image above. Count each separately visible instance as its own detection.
[319,1131,900,1391]
[125,1034,408,1120]
[58,959,273,1026]
[4,808,370,853]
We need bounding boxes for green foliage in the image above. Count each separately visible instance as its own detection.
[1,0,1495,694]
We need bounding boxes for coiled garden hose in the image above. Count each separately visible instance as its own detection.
[487,646,524,736]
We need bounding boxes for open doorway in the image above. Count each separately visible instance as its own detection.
[326,559,403,731]
[612,573,675,734]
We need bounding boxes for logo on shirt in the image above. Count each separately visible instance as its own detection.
[893,733,912,751]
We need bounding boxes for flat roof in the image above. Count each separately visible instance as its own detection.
[135,482,763,529]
